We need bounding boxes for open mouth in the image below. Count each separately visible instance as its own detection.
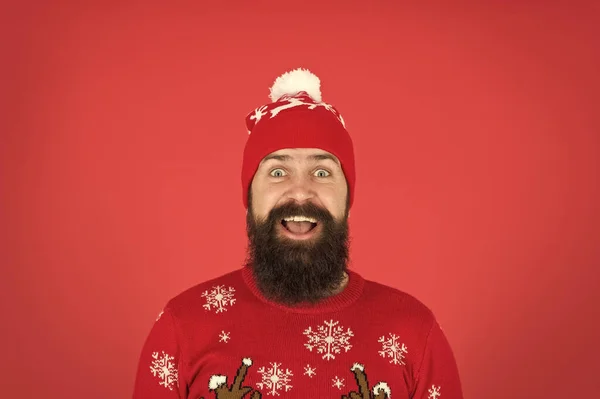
[281,216,319,235]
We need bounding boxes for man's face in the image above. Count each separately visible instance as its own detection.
[245,148,350,305]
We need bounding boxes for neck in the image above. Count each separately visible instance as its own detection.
[329,271,349,295]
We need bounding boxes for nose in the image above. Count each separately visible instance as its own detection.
[284,174,316,204]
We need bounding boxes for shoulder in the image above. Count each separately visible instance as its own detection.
[163,268,243,320]
[358,272,437,326]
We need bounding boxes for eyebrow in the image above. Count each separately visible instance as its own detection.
[261,153,340,165]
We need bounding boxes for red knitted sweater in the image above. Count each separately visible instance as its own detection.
[132,267,463,399]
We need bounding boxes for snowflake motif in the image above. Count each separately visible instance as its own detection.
[303,319,354,360]
[311,101,335,112]
[337,113,346,128]
[378,333,408,366]
[268,97,340,121]
[428,385,441,398]
[332,376,345,390]
[256,362,293,396]
[250,94,346,133]
[303,364,316,378]
[202,285,236,313]
[308,100,345,127]
[219,330,230,343]
[250,105,268,124]
[149,351,178,391]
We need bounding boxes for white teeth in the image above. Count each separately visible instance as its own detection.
[283,215,317,223]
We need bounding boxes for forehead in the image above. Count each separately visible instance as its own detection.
[259,148,341,166]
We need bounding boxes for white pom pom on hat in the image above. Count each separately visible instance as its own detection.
[268,67,322,103]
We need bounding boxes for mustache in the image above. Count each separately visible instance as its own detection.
[266,202,334,225]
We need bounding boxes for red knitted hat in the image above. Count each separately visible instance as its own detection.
[241,68,355,210]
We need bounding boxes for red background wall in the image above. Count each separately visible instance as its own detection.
[2,1,598,398]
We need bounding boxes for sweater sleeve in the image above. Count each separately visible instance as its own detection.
[132,307,184,399]
[411,319,464,399]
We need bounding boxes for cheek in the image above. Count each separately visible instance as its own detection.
[252,192,279,219]
[322,190,347,219]
[334,184,349,218]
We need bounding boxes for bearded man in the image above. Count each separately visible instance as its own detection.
[133,68,464,399]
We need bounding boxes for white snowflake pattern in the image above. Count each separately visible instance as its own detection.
[337,112,346,127]
[219,330,230,343]
[202,285,236,313]
[149,351,178,391]
[303,319,354,360]
[250,105,268,124]
[303,364,316,378]
[256,362,293,396]
[268,97,339,120]
[332,376,345,390]
[428,385,441,398]
[378,333,408,366]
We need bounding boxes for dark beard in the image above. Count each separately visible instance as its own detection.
[245,197,350,306]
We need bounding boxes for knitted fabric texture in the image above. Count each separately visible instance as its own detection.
[132,267,464,398]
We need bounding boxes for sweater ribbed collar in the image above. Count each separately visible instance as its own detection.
[241,265,365,314]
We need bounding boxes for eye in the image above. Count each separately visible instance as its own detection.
[315,169,330,177]
[270,168,286,177]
